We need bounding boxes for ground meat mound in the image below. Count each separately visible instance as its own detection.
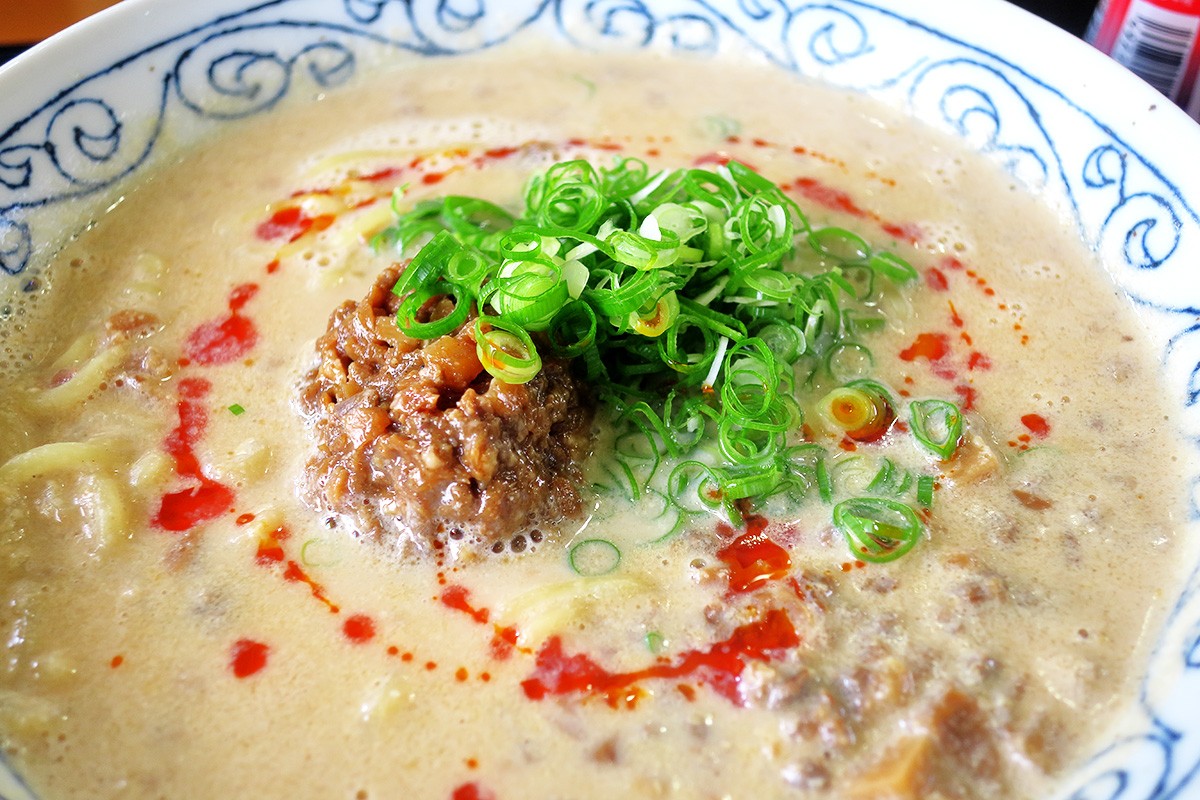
[299,263,594,556]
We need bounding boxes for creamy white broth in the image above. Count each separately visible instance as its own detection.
[0,47,1188,799]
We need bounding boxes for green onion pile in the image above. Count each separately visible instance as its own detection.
[375,157,962,563]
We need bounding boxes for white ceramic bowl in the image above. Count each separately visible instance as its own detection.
[2,1,1199,798]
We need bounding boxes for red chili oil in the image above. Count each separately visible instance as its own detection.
[521,609,799,707]
[230,639,269,678]
[183,283,260,366]
[151,378,235,532]
[1021,413,1051,438]
[343,614,377,644]
[716,516,791,594]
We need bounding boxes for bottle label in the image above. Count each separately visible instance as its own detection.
[1086,0,1200,119]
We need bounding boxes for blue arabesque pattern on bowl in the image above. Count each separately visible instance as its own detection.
[1,2,1197,798]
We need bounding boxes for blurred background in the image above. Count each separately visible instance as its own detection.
[0,0,1103,66]
[1,0,121,62]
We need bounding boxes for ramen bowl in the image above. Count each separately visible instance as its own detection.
[1,1,1199,798]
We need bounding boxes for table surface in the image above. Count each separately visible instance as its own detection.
[0,0,121,46]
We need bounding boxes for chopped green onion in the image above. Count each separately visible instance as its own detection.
[373,156,935,547]
[569,538,621,576]
[395,281,470,338]
[866,458,897,494]
[820,387,876,433]
[757,322,806,363]
[825,341,874,382]
[547,300,598,358]
[300,538,340,567]
[818,380,893,441]
[780,443,824,493]
[721,462,783,500]
[628,290,680,337]
[810,226,870,263]
[228,403,245,416]
[816,457,833,504]
[916,475,936,508]
[868,250,919,283]
[474,316,541,384]
[489,259,568,330]
[833,497,922,563]
[445,247,491,291]
[830,455,876,496]
[440,196,515,241]
[845,378,893,406]
[668,460,724,513]
[909,399,964,460]
[391,230,458,296]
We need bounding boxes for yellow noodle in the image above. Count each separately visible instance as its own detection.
[86,473,129,549]
[297,193,347,217]
[271,193,388,262]
[2,441,132,554]
[499,573,655,646]
[49,331,98,372]
[132,252,166,282]
[0,439,117,484]
[336,202,396,245]
[129,449,173,490]
[274,234,319,262]
[125,253,167,302]
[229,437,272,482]
[305,148,416,178]
[32,343,128,414]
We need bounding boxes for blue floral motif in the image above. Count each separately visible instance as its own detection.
[1,1,1199,798]
[1090,150,1183,272]
[174,39,358,119]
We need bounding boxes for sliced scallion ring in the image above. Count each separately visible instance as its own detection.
[547,300,598,358]
[820,386,877,433]
[628,291,680,337]
[722,463,782,500]
[474,316,541,384]
[910,398,964,460]
[833,497,922,563]
[569,539,621,576]
[818,381,893,442]
[392,230,459,296]
[825,341,874,382]
[809,226,870,264]
[489,259,568,331]
[668,460,724,512]
[757,322,806,363]
[395,281,470,338]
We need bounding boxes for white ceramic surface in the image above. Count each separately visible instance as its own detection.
[2,1,1199,798]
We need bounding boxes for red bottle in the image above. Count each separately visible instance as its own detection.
[1086,0,1200,119]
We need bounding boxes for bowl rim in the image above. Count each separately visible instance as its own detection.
[2,2,1200,800]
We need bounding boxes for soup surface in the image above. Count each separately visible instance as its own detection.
[0,47,1188,799]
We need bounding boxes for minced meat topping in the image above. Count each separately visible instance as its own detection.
[299,263,594,556]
